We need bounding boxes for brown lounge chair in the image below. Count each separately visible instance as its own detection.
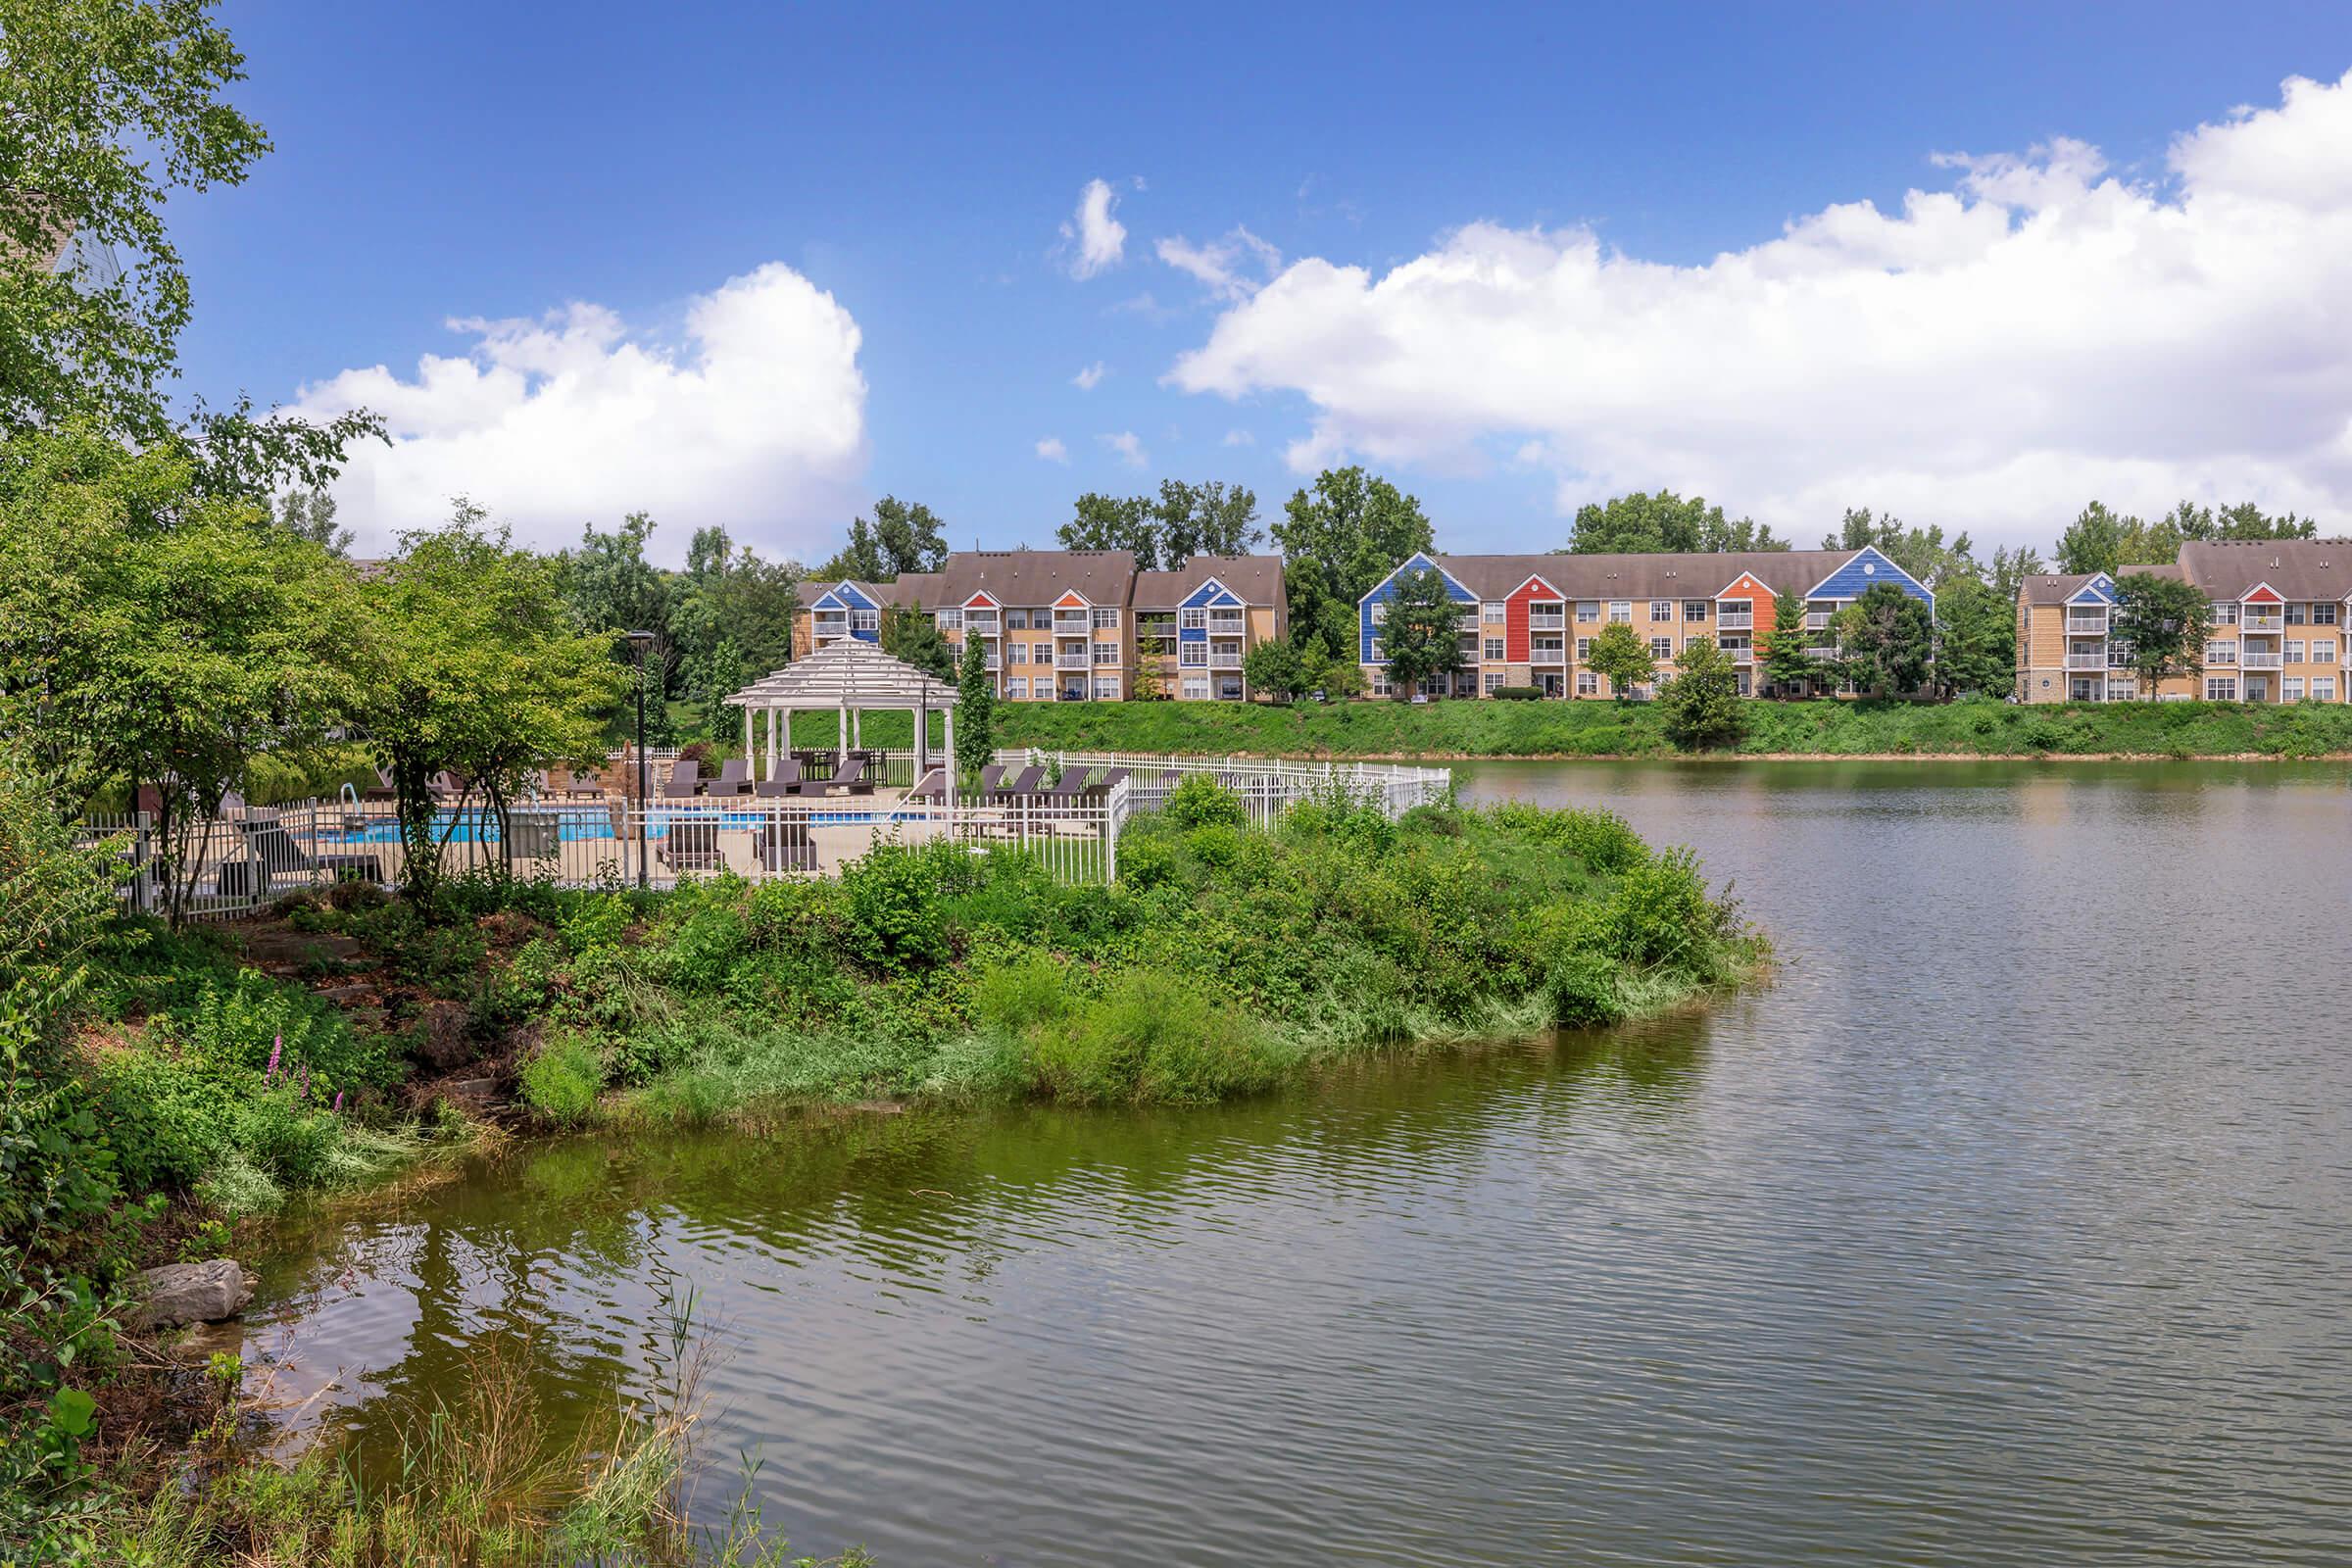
[1039,767,1094,808]
[657,818,723,875]
[757,819,816,872]
[822,757,874,797]
[1081,766,1130,803]
[978,763,1006,794]
[753,760,806,799]
[662,759,703,798]
[990,765,1045,801]
[908,767,949,804]
[712,758,753,796]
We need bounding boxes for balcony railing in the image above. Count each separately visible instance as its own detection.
[1803,612,1835,631]
[1208,613,1245,632]
[1528,611,1566,629]
[2065,652,2110,669]
[1718,611,1753,630]
[1805,646,1839,661]
[1724,648,1753,665]
[2241,651,2283,669]
[965,614,999,632]
[2242,610,2283,631]
[1530,643,1566,662]
[1054,654,1090,669]
[2066,614,2109,634]
[813,616,848,635]
[1210,652,1243,669]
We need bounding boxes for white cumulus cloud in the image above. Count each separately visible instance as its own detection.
[1101,430,1148,467]
[1072,361,1107,391]
[1168,71,2352,544]
[1060,178,1128,278]
[295,263,867,562]
[1035,436,1069,464]
[1156,225,1282,301]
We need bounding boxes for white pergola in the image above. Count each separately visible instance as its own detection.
[725,639,962,808]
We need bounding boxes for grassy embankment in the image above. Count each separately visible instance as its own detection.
[4,770,1757,1559]
[947,695,2352,760]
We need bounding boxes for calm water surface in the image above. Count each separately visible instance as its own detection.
[252,761,2352,1565]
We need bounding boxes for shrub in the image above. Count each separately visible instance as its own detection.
[88,1053,236,1192]
[1163,774,1247,830]
[1026,970,1286,1103]
[1491,685,1544,700]
[840,841,959,972]
[235,1090,341,1188]
[972,953,1076,1037]
[520,1033,606,1125]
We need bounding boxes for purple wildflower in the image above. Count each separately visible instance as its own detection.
[298,1063,312,1099]
[265,1034,282,1083]
[333,1091,345,1114]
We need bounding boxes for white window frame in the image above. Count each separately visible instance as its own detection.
[1683,600,1711,622]
[1005,609,1029,630]
[1179,643,1207,667]
[2315,642,2337,663]
[2285,602,2308,625]
[1649,600,1674,621]
[1576,670,1598,696]
[2314,602,2339,626]
[2205,676,2238,700]
[1575,637,1592,661]
[2204,640,2237,664]
[1608,601,1632,623]
[936,608,962,632]
[2285,640,2306,663]
[1093,640,1119,665]
[2283,676,2306,701]
[1650,636,1674,661]
[1092,607,1120,629]
[1092,676,1119,700]
[1181,607,1208,630]
[1484,637,1505,662]
[1181,677,1209,700]
[2211,602,2238,626]
[1483,601,1505,624]
[1364,603,1385,626]
[1008,642,1029,664]
[1576,602,1600,623]
[851,609,879,632]
[2314,676,2338,701]
[1005,676,1027,700]
[1483,671,1504,694]
[1369,667,1391,696]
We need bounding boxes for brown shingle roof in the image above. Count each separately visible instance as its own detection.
[2020,565,2184,605]
[795,577,898,610]
[1132,554,1285,609]
[1425,550,1854,602]
[894,550,1138,610]
[2177,539,2352,602]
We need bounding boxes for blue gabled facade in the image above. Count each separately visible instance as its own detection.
[1805,546,1935,613]
[2066,574,2118,607]
[1178,576,1242,648]
[810,580,881,641]
[1357,553,1475,664]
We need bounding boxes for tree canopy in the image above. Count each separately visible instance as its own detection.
[1055,480,1261,569]
[2054,499,2317,575]
[1658,638,1747,749]
[2112,571,2214,700]
[1273,466,1435,657]
[816,495,948,582]
[1584,621,1655,699]
[1830,582,1935,696]
[1567,491,1785,554]
[1823,509,1976,588]
[1377,566,1465,696]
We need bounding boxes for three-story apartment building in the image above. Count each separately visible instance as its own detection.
[2015,540,2352,703]
[1356,547,1934,699]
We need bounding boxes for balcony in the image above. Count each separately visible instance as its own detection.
[1054,654,1090,670]
[1804,612,1835,631]
[1528,610,1566,630]
[1530,641,1566,662]
[2065,652,2110,669]
[1054,614,1090,635]
[1210,652,1243,669]
[965,614,999,633]
[1718,610,1753,631]
[1805,646,1839,661]
[1724,647,1753,666]
[2241,650,2284,669]
[2066,613,2110,635]
[1208,612,1245,633]
[812,615,848,637]
[2242,610,2283,631]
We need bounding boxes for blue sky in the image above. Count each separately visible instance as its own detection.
[174,3,2352,563]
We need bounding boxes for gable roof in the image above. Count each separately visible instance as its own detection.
[797,578,894,612]
[2021,565,2185,605]
[1422,550,1854,602]
[1132,554,1286,609]
[1805,545,1934,605]
[890,550,1138,611]
[1363,551,1477,603]
[2176,539,2352,602]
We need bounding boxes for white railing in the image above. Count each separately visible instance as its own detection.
[2241,651,2283,668]
[1054,616,1090,634]
[1724,648,1753,665]
[1531,644,1566,662]
[1529,612,1566,629]
[1718,611,1753,630]
[1210,652,1243,669]
[2066,614,2109,634]
[1055,654,1091,669]
[2066,652,2109,669]
[1804,612,1834,630]
[1805,646,1838,661]
[2242,611,2283,631]
[1010,750,1450,827]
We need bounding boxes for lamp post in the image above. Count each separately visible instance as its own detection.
[625,630,656,889]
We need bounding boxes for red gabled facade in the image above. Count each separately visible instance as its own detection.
[1502,573,1561,663]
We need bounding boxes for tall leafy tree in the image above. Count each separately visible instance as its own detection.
[880,601,955,682]
[1758,591,1814,694]
[1585,621,1655,700]
[817,495,948,581]
[1376,566,1465,697]
[1932,576,2016,698]
[1242,637,1304,703]
[954,633,994,776]
[2112,571,2213,701]
[0,0,270,440]
[1824,508,1977,588]
[671,525,799,740]
[1657,638,1747,749]
[559,511,678,742]
[1056,480,1262,568]
[1830,583,1934,697]
[274,485,351,556]
[1057,491,1158,564]
[1273,466,1435,657]
[1988,544,2044,602]
[1568,491,1785,554]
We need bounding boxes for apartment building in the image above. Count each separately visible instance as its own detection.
[791,549,1287,701]
[1356,547,1934,699]
[1132,556,1288,701]
[2016,540,2352,703]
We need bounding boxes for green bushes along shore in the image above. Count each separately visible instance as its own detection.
[0,759,1757,1558]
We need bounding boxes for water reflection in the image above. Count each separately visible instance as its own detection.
[251,762,2352,1566]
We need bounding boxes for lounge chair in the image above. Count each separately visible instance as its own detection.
[560,766,604,798]
[757,819,816,872]
[1081,766,1130,803]
[978,763,1006,794]
[662,759,703,798]
[1039,767,1094,808]
[823,757,873,797]
[753,760,805,799]
[990,765,1045,800]
[713,758,752,796]
[907,767,948,805]
[241,818,379,890]
[503,811,561,862]
[657,818,723,875]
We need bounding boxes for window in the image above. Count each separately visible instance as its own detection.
[1033,642,1052,663]
[1093,641,1119,665]
[2204,641,2236,664]
[1008,642,1029,664]
[1575,637,1592,661]
[1006,609,1029,630]
[1650,636,1674,660]
[1181,607,1207,630]
[1180,643,1207,667]
[1650,600,1674,621]
[1576,670,1598,696]
[1608,601,1632,623]
[1576,602,1599,623]
[1093,677,1119,700]
[1683,600,1711,622]
[1182,678,1208,700]
[1005,677,1027,699]
[2286,602,2308,624]
[2314,602,2338,626]
[1363,603,1384,627]
[1484,637,1505,662]
[2285,640,2306,663]
[2283,677,2306,701]
[1093,607,1119,628]
[2211,602,2238,625]
[1483,671,1504,694]
[1369,667,1391,696]
[2316,642,2337,663]
[1483,601,1505,623]
[852,609,879,632]
[2206,676,2238,700]
[936,608,962,632]
[2315,677,2338,701]
[1686,633,1714,651]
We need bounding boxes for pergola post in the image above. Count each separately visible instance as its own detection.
[914,698,929,786]
[837,704,849,767]
[743,707,754,772]
[944,708,956,814]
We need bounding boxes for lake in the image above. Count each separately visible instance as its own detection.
[249,760,2352,1565]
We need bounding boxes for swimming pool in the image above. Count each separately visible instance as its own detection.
[326,808,928,844]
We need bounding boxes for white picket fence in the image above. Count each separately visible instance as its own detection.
[79,752,1447,920]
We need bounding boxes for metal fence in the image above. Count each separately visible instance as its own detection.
[78,752,1446,920]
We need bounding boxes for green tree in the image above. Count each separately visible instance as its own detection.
[1584,621,1655,700]
[1057,491,1158,564]
[0,0,270,440]
[1932,576,2016,698]
[1758,591,1813,694]
[671,526,799,740]
[1567,491,1785,553]
[1657,638,1747,750]
[2112,571,2214,701]
[273,485,352,556]
[1988,544,2044,602]
[1132,656,1166,701]
[881,601,955,682]
[362,514,620,898]
[1823,508,1976,587]
[817,495,947,581]
[1272,466,1435,656]
[1057,480,1263,569]
[1377,566,1465,697]
[1831,582,1934,697]
[1242,638,1304,703]
[955,633,995,777]
[559,511,679,743]
[2054,502,2141,575]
